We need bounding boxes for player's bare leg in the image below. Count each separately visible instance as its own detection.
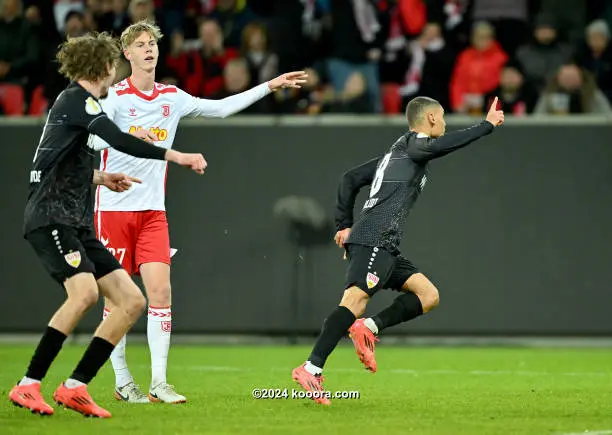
[139,262,185,404]
[104,297,149,403]
[9,272,100,416]
[52,269,145,418]
[351,273,440,372]
[293,286,369,405]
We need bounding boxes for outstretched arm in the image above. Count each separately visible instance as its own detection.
[182,71,308,118]
[408,97,504,162]
[335,156,380,231]
[407,121,494,162]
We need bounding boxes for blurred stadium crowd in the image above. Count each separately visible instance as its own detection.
[0,0,611,116]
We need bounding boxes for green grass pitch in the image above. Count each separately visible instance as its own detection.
[1,343,612,434]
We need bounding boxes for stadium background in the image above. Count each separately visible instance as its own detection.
[2,2,612,434]
[0,0,611,338]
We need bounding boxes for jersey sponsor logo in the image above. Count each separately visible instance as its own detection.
[30,170,41,183]
[366,272,379,289]
[85,97,102,115]
[161,321,171,332]
[64,251,81,268]
[162,104,170,117]
[128,125,168,141]
[128,108,137,117]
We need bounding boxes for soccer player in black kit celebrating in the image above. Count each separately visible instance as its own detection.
[292,96,504,405]
[8,32,206,418]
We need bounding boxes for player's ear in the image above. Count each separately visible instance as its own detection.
[123,50,130,61]
[427,110,436,125]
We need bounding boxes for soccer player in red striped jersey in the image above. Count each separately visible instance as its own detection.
[89,21,307,403]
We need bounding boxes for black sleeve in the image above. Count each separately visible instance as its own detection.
[335,156,380,230]
[87,117,167,160]
[407,121,494,163]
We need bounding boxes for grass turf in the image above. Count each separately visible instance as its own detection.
[1,343,612,434]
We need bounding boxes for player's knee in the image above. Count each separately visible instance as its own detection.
[422,286,440,313]
[340,287,369,317]
[116,285,146,320]
[68,285,99,312]
[146,283,171,304]
[127,291,147,319]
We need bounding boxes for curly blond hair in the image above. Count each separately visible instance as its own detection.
[57,32,121,82]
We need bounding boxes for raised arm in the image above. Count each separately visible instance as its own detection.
[407,121,494,162]
[181,71,308,118]
[335,156,380,231]
[408,97,504,163]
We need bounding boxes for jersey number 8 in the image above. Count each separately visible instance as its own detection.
[369,152,392,197]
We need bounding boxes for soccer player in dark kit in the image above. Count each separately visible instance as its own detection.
[292,96,504,405]
[8,32,206,418]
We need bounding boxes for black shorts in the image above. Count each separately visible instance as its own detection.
[344,244,419,296]
[25,225,122,285]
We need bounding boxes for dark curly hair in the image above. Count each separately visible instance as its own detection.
[57,32,121,82]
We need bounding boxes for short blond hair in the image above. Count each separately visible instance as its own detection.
[120,20,163,51]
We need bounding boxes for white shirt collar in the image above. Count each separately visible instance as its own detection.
[416,132,430,138]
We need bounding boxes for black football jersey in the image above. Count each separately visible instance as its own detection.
[23,82,108,234]
[336,121,494,254]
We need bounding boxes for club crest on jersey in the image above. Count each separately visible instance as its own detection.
[64,251,81,268]
[366,272,379,289]
[85,97,102,115]
[162,104,170,117]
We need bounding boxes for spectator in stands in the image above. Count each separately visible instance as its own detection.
[158,0,188,36]
[449,21,507,114]
[241,22,278,89]
[327,0,385,113]
[537,0,586,44]
[309,70,372,114]
[23,1,61,43]
[209,0,258,49]
[44,10,89,106]
[575,20,612,104]
[426,0,472,51]
[471,0,529,58]
[378,0,426,84]
[129,0,155,23]
[0,0,39,85]
[209,57,273,113]
[482,61,538,115]
[533,63,612,114]
[96,0,131,35]
[516,15,573,93]
[166,18,238,97]
[248,0,328,74]
[52,0,84,34]
[399,22,454,112]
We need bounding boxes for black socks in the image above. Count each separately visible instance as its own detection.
[25,326,67,381]
[69,336,115,384]
[308,306,356,369]
[372,292,423,333]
